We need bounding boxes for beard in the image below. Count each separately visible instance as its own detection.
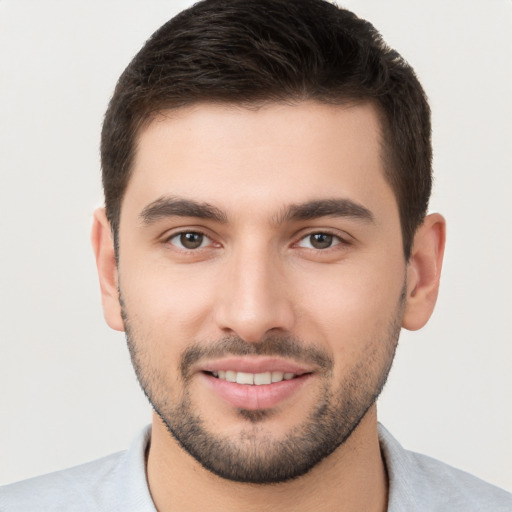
[121,289,404,484]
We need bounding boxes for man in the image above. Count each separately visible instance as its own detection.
[1,0,511,510]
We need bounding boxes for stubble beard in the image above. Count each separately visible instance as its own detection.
[121,290,404,484]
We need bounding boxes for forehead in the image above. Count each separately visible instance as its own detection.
[123,101,396,221]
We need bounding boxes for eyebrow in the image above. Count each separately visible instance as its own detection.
[139,196,374,226]
[139,196,228,225]
[276,198,374,224]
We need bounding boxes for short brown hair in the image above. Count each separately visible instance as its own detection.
[101,0,432,258]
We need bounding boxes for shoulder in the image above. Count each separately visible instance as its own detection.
[0,426,154,511]
[0,452,124,511]
[379,424,512,512]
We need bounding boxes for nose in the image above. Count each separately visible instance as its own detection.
[213,243,295,343]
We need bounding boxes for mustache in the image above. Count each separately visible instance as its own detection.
[180,334,333,380]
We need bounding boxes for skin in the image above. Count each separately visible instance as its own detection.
[92,101,445,512]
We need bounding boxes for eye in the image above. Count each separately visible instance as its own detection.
[297,232,342,250]
[168,231,211,250]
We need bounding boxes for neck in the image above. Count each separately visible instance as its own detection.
[147,406,388,512]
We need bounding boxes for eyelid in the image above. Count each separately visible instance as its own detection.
[294,229,353,248]
[160,226,353,251]
[164,228,218,250]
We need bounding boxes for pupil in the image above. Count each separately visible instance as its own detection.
[311,233,332,249]
[181,232,203,249]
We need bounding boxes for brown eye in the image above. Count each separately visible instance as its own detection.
[309,233,333,249]
[169,232,208,249]
[297,232,340,250]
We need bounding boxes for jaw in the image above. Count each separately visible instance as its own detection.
[147,403,387,509]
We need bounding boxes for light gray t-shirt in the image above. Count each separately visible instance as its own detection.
[1,424,511,511]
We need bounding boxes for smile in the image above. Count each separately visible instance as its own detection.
[210,370,297,385]
[202,369,311,410]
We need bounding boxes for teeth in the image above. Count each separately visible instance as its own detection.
[236,371,254,385]
[212,370,297,385]
[254,372,272,385]
[271,371,284,382]
[225,370,237,383]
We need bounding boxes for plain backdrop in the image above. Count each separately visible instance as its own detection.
[1,0,511,493]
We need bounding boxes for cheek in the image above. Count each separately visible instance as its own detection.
[119,258,217,346]
[295,258,405,354]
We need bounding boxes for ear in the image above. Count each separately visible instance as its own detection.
[91,208,125,331]
[402,213,446,331]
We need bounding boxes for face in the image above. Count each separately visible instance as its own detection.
[116,101,407,483]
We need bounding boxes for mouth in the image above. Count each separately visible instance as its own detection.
[198,358,313,410]
[207,370,300,385]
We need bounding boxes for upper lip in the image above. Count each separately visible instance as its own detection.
[199,356,313,375]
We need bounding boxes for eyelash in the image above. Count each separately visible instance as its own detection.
[165,230,350,252]
[166,231,214,251]
[294,231,349,250]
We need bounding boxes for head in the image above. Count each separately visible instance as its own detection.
[93,0,445,485]
[101,0,432,260]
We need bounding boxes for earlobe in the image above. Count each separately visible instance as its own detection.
[402,213,446,331]
[91,208,125,332]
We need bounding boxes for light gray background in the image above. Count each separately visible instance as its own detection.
[1,0,511,492]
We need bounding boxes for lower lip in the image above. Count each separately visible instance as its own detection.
[201,373,312,410]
